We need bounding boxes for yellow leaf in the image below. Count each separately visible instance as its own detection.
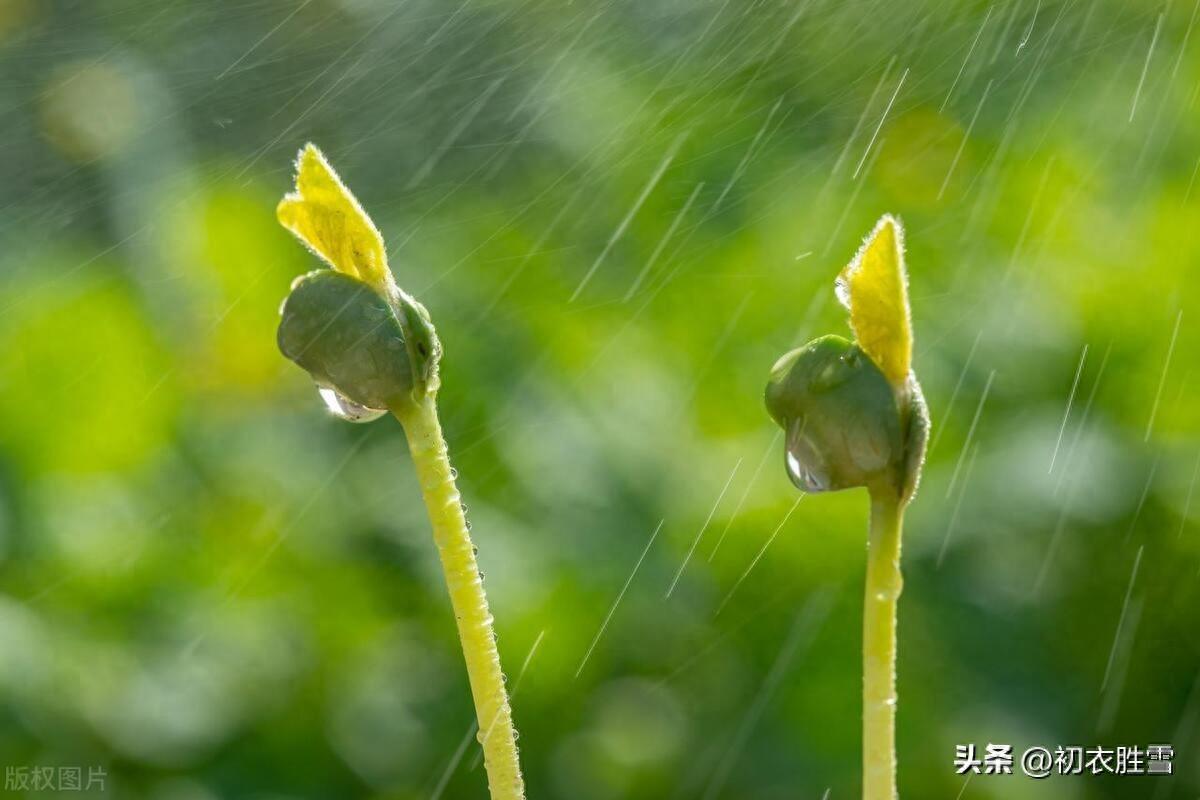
[277,144,391,291]
[836,215,912,386]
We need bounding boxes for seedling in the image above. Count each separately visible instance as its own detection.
[274,145,525,800]
[764,216,929,800]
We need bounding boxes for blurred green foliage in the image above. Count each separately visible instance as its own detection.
[1,1,1199,798]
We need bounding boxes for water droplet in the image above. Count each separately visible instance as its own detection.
[873,582,902,602]
[317,385,386,423]
[834,274,851,308]
[786,445,828,492]
[784,417,836,492]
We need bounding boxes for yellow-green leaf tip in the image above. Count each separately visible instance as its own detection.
[277,143,392,293]
[836,214,912,387]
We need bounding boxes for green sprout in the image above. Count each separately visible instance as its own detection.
[764,215,929,800]
[274,144,525,800]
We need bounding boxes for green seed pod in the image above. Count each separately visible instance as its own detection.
[278,270,415,415]
[765,335,904,493]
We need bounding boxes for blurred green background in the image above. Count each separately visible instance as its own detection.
[2,0,1199,798]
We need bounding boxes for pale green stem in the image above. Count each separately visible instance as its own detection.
[395,396,525,800]
[863,488,904,800]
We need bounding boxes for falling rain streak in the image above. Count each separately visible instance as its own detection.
[1049,344,1088,474]
[938,442,980,569]
[1145,310,1182,441]
[1053,343,1112,497]
[570,130,688,301]
[575,520,664,678]
[1101,546,1143,692]
[930,329,983,452]
[709,430,782,562]
[830,57,896,178]
[1130,13,1165,122]
[853,68,908,179]
[623,182,704,302]
[712,98,783,212]
[941,6,994,112]
[701,593,833,800]
[938,80,993,201]
[716,495,804,616]
[946,369,995,499]
[7,2,1200,796]
[667,458,743,598]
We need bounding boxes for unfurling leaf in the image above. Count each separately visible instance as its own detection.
[836,215,912,387]
[277,144,392,293]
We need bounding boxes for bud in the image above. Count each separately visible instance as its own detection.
[274,144,442,418]
[278,270,416,412]
[765,335,904,493]
[764,215,929,502]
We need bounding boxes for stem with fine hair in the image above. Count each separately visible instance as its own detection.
[273,144,527,800]
[395,396,525,800]
[763,215,927,799]
[863,488,904,800]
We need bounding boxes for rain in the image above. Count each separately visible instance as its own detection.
[1,1,1200,798]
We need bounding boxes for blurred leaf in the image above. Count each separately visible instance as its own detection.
[0,270,174,474]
